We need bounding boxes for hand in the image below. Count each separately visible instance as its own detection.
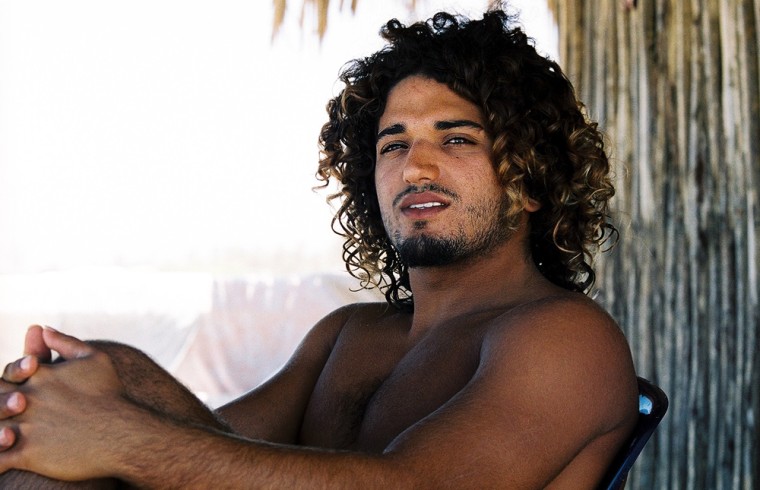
[0,325,53,450]
[0,328,131,481]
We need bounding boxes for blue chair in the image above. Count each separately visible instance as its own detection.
[598,377,669,489]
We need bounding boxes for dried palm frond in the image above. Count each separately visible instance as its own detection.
[272,0,417,40]
[272,0,287,39]
[272,0,352,40]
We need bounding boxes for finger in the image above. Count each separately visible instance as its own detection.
[0,425,16,451]
[1,356,38,384]
[0,392,25,420]
[41,327,95,361]
[24,325,52,363]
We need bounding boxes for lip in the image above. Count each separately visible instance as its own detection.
[399,191,450,218]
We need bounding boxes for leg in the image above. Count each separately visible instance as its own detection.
[0,340,228,488]
[87,340,228,430]
[0,470,119,489]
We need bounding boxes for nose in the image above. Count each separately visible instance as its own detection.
[402,140,440,184]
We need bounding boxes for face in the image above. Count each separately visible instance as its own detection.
[374,75,520,268]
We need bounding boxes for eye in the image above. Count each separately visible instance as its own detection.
[445,136,475,146]
[378,141,408,155]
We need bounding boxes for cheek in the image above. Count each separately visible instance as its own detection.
[374,167,394,205]
[482,166,505,195]
[461,167,502,196]
[376,191,394,218]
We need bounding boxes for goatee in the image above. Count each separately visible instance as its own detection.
[394,196,518,267]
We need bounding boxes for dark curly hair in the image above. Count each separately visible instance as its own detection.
[317,8,616,309]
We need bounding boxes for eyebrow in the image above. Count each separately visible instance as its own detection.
[376,123,405,141]
[435,119,485,131]
[376,119,485,141]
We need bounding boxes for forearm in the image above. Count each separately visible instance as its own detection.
[111,405,414,489]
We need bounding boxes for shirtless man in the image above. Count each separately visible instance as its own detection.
[0,8,638,489]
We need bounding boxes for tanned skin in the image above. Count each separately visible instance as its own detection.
[0,76,638,489]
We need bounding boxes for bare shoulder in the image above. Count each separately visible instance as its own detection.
[314,301,396,326]
[382,293,638,487]
[485,293,632,375]
[486,292,628,353]
[290,301,398,351]
[482,292,638,436]
[331,301,402,322]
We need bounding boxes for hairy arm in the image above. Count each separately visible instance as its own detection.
[0,297,637,488]
[215,303,356,442]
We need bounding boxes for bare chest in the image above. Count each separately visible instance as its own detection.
[298,319,484,452]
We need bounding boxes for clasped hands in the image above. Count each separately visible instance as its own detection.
[0,325,127,481]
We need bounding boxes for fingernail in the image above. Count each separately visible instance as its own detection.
[7,392,21,411]
[44,326,59,333]
[20,355,32,370]
[0,427,12,446]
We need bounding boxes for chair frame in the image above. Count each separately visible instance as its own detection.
[597,376,669,490]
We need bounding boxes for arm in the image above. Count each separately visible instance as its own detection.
[0,303,353,454]
[0,325,227,437]
[1,302,354,445]
[215,303,355,442]
[383,297,639,488]
[0,298,638,488]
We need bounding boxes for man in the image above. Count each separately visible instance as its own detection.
[0,8,638,488]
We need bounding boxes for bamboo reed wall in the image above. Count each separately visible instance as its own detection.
[548,1,759,488]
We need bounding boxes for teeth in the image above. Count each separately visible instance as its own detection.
[409,202,444,209]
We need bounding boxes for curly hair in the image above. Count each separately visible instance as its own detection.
[316,8,617,309]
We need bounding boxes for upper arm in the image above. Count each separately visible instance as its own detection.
[216,304,357,443]
[383,298,638,489]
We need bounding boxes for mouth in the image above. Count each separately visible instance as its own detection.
[392,183,458,207]
[399,192,450,218]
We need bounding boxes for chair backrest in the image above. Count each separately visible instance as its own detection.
[597,377,669,490]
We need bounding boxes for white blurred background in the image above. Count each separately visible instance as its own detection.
[0,0,557,405]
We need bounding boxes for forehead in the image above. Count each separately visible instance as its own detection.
[379,75,484,127]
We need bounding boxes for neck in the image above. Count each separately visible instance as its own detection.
[404,232,559,336]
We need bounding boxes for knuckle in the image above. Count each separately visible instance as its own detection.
[22,364,48,386]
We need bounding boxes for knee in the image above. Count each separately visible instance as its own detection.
[84,340,163,379]
[85,340,151,365]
